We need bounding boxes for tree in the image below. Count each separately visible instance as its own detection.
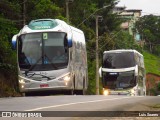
[157,82,160,91]
[26,0,65,24]
[0,16,19,96]
[0,0,21,96]
[135,15,160,55]
[114,30,142,51]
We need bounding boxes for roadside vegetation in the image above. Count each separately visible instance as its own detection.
[143,51,160,75]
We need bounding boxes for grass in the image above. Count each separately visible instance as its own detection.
[143,51,160,75]
[145,104,160,109]
[152,104,160,108]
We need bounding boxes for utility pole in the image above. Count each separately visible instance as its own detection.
[95,15,103,95]
[23,0,26,26]
[66,0,69,23]
[65,0,73,23]
[96,15,99,95]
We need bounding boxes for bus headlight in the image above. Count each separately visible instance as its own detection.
[64,75,70,82]
[58,74,70,82]
[21,85,24,89]
[19,78,30,83]
[130,89,135,96]
[131,89,134,94]
[103,89,109,96]
[19,79,25,84]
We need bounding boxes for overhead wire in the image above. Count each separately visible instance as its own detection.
[141,11,160,16]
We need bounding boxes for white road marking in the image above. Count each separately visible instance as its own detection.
[25,96,144,111]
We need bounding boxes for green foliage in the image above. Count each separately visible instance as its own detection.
[149,88,157,96]
[143,51,160,75]
[0,0,21,19]
[135,15,160,55]
[157,82,160,91]
[26,0,65,23]
[153,45,160,56]
[147,80,160,96]
[87,60,96,94]
[114,30,142,52]
[0,1,19,96]
[99,32,115,56]
[0,16,18,62]
[98,30,142,55]
[69,0,97,26]
[0,32,18,96]
[81,24,95,42]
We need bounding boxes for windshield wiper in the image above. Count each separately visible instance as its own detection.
[44,54,58,70]
[25,54,58,76]
[23,72,56,80]
[25,57,42,76]
[40,74,56,80]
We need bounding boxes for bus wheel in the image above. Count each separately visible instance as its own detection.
[70,77,75,95]
[82,88,86,95]
[21,92,26,97]
[70,89,74,95]
[138,90,141,96]
[81,79,86,95]
[66,90,74,95]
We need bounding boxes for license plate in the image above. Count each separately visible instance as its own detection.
[40,84,49,88]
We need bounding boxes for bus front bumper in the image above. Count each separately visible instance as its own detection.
[102,88,135,96]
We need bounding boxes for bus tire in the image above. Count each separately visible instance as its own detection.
[70,77,75,95]
[138,90,141,96]
[81,78,86,95]
[143,91,146,96]
[21,92,26,97]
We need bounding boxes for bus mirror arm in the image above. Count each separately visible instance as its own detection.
[12,34,17,50]
[99,67,102,77]
[135,65,138,76]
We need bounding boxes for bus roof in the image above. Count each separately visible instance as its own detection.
[103,49,143,57]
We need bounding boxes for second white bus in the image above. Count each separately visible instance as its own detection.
[99,49,146,96]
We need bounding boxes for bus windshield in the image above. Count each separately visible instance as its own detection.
[102,71,136,89]
[18,32,69,71]
[103,52,135,69]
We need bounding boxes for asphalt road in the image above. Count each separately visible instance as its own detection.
[0,95,160,120]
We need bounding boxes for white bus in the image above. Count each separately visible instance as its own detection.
[12,19,88,95]
[99,49,146,96]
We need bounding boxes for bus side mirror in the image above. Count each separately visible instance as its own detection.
[99,67,102,77]
[67,34,72,48]
[64,34,72,48]
[12,35,17,50]
[68,38,72,48]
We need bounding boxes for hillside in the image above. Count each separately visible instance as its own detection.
[143,51,160,75]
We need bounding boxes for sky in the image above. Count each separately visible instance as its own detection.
[117,0,160,16]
